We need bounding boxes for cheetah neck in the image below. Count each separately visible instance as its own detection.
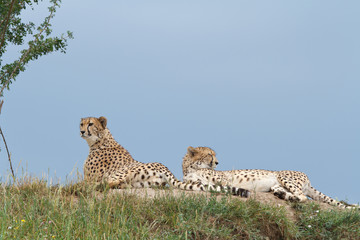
[182,156,205,176]
[89,129,122,151]
[183,167,197,177]
[182,155,192,176]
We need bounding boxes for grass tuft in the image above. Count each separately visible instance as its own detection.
[0,176,359,239]
[294,202,360,239]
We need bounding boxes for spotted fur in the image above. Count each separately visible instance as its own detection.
[183,146,359,209]
[80,117,249,196]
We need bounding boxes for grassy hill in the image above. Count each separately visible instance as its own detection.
[1,177,359,239]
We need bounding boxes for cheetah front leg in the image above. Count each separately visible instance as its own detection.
[275,173,308,202]
[103,168,131,188]
[184,173,249,197]
[184,178,220,192]
[271,185,304,202]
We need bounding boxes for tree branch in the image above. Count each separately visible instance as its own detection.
[0,123,15,182]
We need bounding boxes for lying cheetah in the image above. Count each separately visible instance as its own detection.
[182,146,359,209]
[80,116,249,196]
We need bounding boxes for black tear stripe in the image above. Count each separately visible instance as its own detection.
[87,125,92,136]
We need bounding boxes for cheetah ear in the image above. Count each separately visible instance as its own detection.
[98,116,107,129]
[187,146,197,157]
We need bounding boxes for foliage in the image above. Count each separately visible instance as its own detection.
[0,0,73,97]
[1,176,359,239]
[0,0,72,180]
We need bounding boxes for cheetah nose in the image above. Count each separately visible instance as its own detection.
[215,162,218,165]
[80,131,85,135]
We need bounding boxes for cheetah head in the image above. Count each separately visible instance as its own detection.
[182,146,218,175]
[80,116,107,146]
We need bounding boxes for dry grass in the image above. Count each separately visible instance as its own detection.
[0,176,359,239]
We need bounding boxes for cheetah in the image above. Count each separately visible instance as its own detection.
[182,146,359,209]
[80,116,249,196]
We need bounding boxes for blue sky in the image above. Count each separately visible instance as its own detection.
[1,1,359,203]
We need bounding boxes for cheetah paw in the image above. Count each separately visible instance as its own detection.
[237,188,250,198]
[273,190,287,200]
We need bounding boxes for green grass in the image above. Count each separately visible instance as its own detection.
[294,202,360,239]
[0,177,359,239]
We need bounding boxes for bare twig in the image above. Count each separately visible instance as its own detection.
[0,100,3,114]
[0,101,15,182]
[0,125,15,182]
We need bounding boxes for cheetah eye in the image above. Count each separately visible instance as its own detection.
[80,123,83,127]
[89,123,94,126]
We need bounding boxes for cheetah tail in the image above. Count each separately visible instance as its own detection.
[305,185,359,210]
[164,173,249,197]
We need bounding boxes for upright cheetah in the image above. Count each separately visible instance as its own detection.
[80,116,249,196]
[182,146,359,209]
